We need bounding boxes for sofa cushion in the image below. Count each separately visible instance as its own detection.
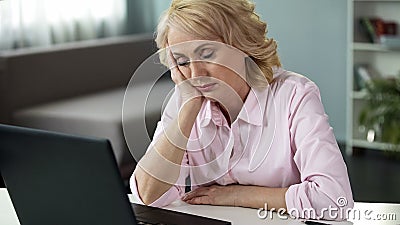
[12,80,175,180]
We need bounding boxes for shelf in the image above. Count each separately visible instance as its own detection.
[352,42,390,52]
[354,0,400,2]
[352,139,400,151]
[347,0,400,156]
[353,42,400,52]
[351,90,368,99]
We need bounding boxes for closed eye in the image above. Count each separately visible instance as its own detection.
[200,48,215,59]
[176,57,190,67]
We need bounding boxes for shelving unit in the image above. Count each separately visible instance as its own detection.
[352,42,390,52]
[346,0,400,155]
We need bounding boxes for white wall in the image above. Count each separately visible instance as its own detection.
[150,0,350,142]
[254,0,349,142]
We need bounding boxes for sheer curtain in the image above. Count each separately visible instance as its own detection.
[0,0,126,50]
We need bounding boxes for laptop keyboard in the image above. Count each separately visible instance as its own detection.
[137,220,169,225]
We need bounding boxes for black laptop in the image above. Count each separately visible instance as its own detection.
[0,124,231,225]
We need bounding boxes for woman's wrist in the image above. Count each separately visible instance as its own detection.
[232,185,288,210]
[178,97,203,137]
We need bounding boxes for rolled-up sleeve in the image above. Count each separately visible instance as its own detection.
[285,82,354,220]
[130,150,188,207]
[130,87,190,207]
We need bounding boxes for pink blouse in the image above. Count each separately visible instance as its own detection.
[130,67,354,219]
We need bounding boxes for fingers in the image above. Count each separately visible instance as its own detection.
[182,186,212,201]
[185,195,212,205]
[166,44,185,84]
[181,186,220,206]
[181,185,239,207]
[182,189,209,205]
[165,43,203,106]
[165,43,177,68]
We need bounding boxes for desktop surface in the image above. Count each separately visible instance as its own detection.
[2,188,399,225]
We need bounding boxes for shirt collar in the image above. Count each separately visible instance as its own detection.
[199,100,228,127]
[198,87,269,127]
[237,66,284,126]
[198,65,286,127]
[236,87,268,126]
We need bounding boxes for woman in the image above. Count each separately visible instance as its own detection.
[131,0,353,220]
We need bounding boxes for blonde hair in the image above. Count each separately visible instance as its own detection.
[156,0,281,85]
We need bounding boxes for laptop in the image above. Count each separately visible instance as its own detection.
[0,124,231,225]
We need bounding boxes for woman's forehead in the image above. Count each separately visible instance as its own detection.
[167,32,244,57]
[168,41,218,55]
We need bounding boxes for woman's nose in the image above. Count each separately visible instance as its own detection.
[190,61,207,78]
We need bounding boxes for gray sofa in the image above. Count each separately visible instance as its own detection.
[0,34,174,180]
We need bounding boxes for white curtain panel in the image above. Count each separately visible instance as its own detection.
[0,0,126,50]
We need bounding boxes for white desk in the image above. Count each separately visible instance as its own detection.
[1,188,399,225]
[0,188,20,225]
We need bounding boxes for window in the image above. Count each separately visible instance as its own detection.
[0,0,126,50]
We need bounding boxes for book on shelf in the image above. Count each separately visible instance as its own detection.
[359,17,377,43]
[383,21,397,36]
[380,35,400,50]
[359,17,398,44]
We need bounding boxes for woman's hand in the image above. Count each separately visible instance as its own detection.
[135,48,204,204]
[181,184,289,210]
[181,185,242,207]
[166,45,203,105]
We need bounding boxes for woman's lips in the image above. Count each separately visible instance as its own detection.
[194,83,217,92]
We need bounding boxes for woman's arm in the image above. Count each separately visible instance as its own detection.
[134,47,204,205]
[135,98,202,205]
[284,81,354,220]
[182,184,288,210]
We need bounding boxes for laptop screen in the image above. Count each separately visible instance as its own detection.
[0,124,231,225]
[0,124,137,225]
